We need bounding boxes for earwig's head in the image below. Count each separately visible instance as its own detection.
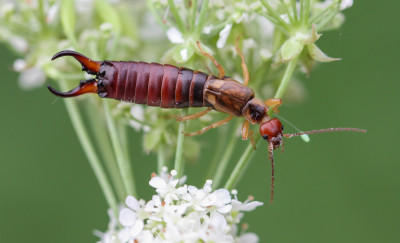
[260,118,284,149]
[47,50,102,98]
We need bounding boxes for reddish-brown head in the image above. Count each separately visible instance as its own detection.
[260,118,284,149]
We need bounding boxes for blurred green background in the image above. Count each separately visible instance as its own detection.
[1,1,399,242]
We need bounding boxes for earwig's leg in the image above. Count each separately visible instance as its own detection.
[184,115,233,136]
[176,107,212,121]
[241,120,250,140]
[249,130,256,150]
[196,41,226,78]
[265,98,282,113]
[235,37,249,86]
[241,120,256,150]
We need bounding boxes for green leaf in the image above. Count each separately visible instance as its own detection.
[281,38,304,62]
[172,43,195,63]
[307,43,341,62]
[297,25,322,45]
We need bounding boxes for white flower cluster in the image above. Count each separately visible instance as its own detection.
[96,168,263,243]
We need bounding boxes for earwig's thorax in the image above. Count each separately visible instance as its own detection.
[204,78,255,116]
[242,98,269,124]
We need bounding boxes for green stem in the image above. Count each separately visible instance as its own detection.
[84,102,126,202]
[60,82,118,215]
[157,145,166,175]
[316,8,339,31]
[273,57,299,99]
[190,0,198,31]
[212,121,239,189]
[194,0,209,36]
[168,0,187,34]
[280,0,295,25]
[260,0,290,32]
[103,100,137,197]
[146,0,168,30]
[205,124,228,180]
[302,0,311,26]
[174,109,187,178]
[224,136,262,190]
[291,0,298,23]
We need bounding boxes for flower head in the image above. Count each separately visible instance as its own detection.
[97,169,263,243]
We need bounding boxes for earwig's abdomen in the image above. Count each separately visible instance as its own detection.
[97,61,213,108]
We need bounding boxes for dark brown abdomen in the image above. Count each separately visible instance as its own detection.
[98,61,213,108]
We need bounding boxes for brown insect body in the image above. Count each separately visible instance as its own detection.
[49,51,266,125]
[48,49,366,204]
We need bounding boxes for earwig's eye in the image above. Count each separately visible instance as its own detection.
[262,135,269,140]
[281,125,284,131]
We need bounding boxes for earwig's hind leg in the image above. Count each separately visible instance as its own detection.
[235,36,249,86]
[196,41,226,78]
[176,107,212,121]
[265,98,282,113]
[184,115,233,136]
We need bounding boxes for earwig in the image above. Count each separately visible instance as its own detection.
[48,42,366,203]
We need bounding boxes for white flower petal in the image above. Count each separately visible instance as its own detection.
[167,27,184,43]
[217,204,232,214]
[130,220,144,237]
[126,196,140,211]
[149,177,167,189]
[240,201,264,211]
[340,0,353,10]
[217,24,232,48]
[119,208,137,227]
[238,232,259,243]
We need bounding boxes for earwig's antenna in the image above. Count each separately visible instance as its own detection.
[268,142,275,204]
[274,114,310,142]
[283,127,367,138]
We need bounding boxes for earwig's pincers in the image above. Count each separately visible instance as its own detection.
[48,50,102,98]
[51,50,101,74]
[47,79,98,98]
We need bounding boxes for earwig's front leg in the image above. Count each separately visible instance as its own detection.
[265,98,282,113]
[176,107,212,121]
[235,37,249,86]
[184,115,234,136]
[196,41,226,78]
[241,120,256,150]
[241,120,250,140]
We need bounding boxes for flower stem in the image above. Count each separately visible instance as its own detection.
[59,82,118,215]
[103,100,137,197]
[194,0,209,36]
[224,136,262,190]
[260,0,290,32]
[174,109,187,178]
[84,102,126,202]
[212,120,240,189]
[224,56,299,190]
[168,0,187,34]
[273,57,299,99]
[157,145,166,175]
